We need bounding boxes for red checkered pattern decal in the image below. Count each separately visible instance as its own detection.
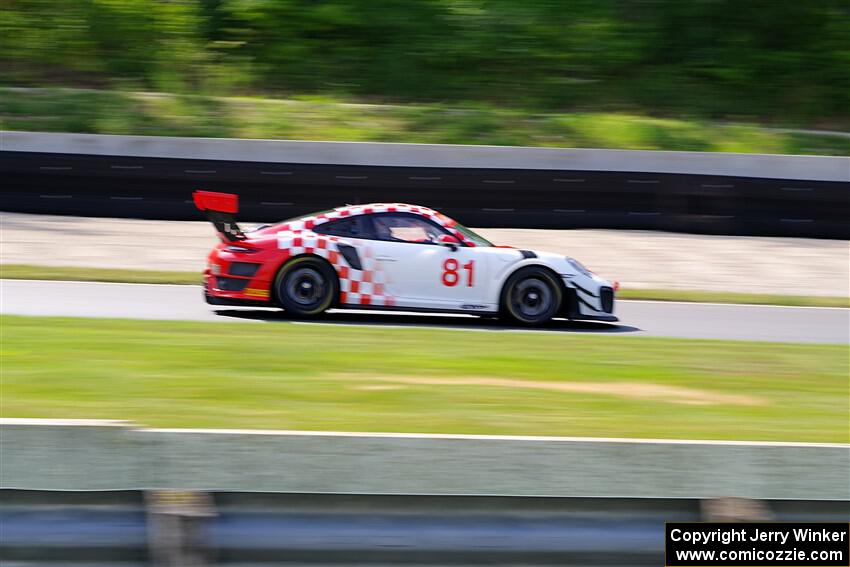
[277,204,414,307]
[278,231,394,307]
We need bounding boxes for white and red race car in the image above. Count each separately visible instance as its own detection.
[195,191,617,325]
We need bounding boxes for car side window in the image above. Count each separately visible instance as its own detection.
[314,215,371,238]
[369,213,450,245]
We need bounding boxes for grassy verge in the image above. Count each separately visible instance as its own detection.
[3,264,847,308]
[616,289,849,308]
[2,87,848,155]
[0,264,202,286]
[2,315,847,442]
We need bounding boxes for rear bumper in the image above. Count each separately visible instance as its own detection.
[205,243,279,303]
[204,275,273,307]
[205,293,272,308]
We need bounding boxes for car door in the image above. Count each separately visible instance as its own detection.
[366,212,493,312]
[312,214,387,304]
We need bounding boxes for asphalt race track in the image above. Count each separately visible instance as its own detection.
[3,279,848,344]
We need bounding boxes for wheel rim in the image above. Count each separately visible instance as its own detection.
[510,277,553,319]
[285,267,327,308]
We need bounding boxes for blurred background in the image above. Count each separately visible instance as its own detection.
[1,0,849,153]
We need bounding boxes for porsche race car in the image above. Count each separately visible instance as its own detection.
[195,191,617,325]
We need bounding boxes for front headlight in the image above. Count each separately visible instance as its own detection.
[565,257,591,276]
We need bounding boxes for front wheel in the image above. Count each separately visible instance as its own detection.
[500,266,563,325]
[274,257,338,317]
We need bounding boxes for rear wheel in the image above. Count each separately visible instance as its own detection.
[500,266,563,325]
[274,257,338,317]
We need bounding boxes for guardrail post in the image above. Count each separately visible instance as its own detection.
[701,497,774,522]
[146,490,216,566]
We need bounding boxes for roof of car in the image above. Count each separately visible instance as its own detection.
[330,203,441,218]
[272,202,478,244]
[275,203,451,232]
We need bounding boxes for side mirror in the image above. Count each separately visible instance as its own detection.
[438,234,460,251]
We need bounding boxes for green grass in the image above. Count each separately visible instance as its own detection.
[616,288,849,308]
[0,264,202,286]
[2,87,848,155]
[3,264,847,308]
[1,315,847,442]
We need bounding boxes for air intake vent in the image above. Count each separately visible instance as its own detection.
[600,287,614,313]
[229,262,260,277]
[216,277,250,292]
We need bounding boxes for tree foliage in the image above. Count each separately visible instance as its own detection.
[2,0,847,124]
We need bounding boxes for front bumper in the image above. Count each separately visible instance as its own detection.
[562,278,618,322]
[566,310,619,323]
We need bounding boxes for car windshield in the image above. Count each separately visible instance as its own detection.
[452,222,493,247]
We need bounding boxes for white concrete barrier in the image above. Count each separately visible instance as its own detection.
[2,419,847,499]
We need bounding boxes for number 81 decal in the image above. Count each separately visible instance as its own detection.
[442,259,474,287]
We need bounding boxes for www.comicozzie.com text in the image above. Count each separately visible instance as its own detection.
[670,527,847,546]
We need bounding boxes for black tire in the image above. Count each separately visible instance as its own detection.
[274,256,338,317]
[500,266,563,325]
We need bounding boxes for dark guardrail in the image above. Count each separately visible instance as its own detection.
[3,490,848,566]
[2,132,848,238]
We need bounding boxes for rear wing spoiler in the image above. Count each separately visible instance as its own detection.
[192,190,246,242]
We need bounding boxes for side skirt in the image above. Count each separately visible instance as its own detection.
[337,303,498,316]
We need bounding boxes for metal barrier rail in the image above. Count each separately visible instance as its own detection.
[2,132,848,238]
[2,489,848,566]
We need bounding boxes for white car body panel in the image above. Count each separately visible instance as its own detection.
[331,236,615,320]
[367,239,496,310]
[267,203,617,320]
